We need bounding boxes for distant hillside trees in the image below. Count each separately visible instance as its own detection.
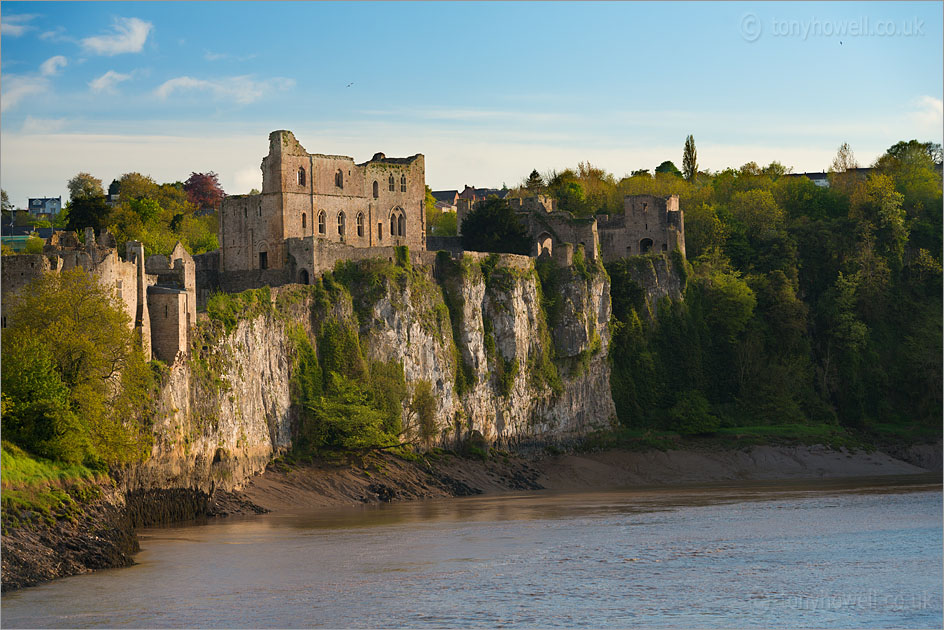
[59,170,220,256]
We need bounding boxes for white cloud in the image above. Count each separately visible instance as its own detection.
[909,95,944,132]
[89,70,133,93]
[155,75,294,105]
[1,13,39,37]
[39,55,68,76]
[0,75,49,113]
[39,26,73,43]
[81,17,152,55]
[21,116,67,134]
[203,51,257,62]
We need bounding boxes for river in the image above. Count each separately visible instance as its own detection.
[2,474,941,628]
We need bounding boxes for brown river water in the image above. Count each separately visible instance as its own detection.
[2,474,941,628]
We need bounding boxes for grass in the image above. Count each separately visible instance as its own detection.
[1,442,107,532]
[578,423,873,453]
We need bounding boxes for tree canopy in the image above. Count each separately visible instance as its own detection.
[683,135,698,182]
[655,161,683,177]
[183,172,226,210]
[67,172,104,201]
[1,268,154,465]
[459,196,530,255]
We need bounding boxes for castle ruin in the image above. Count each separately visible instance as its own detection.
[2,129,684,368]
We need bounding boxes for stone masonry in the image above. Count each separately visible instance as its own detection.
[219,130,427,285]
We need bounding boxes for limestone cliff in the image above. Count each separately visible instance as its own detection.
[123,253,617,493]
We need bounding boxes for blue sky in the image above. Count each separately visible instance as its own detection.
[1,1,941,207]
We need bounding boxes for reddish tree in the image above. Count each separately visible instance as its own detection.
[183,172,225,210]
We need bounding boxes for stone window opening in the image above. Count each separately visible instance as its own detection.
[640,238,654,254]
[537,233,553,257]
[298,167,306,186]
[400,174,406,192]
[164,304,168,318]
[338,211,346,237]
[335,169,344,189]
[373,181,379,199]
[390,207,405,237]
[302,213,307,229]
[661,243,668,252]
[378,222,383,240]
[244,207,247,219]
[388,175,395,192]
[356,212,364,237]
[259,251,268,269]
[299,269,309,285]
[318,210,326,235]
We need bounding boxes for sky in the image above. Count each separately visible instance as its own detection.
[1,1,942,207]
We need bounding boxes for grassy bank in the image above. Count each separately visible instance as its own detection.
[575,421,940,455]
[1,442,109,532]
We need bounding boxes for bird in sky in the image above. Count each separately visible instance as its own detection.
[346,82,354,88]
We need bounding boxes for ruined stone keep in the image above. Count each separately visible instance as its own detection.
[219,130,426,285]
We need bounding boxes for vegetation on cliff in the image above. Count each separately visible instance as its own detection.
[604,140,942,442]
[1,268,156,467]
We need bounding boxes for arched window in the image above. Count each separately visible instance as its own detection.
[400,174,407,192]
[640,238,654,253]
[388,175,395,191]
[390,208,405,237]
[372,181,379,199]
[297,167,306,186]
[302,213,307,229]
[356,212,364,237]
[299,269,310,285]
[318,211,326,235]
[335,169,343,189]
[338,211,346,237]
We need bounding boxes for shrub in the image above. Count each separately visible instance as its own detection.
[668,390,720,435]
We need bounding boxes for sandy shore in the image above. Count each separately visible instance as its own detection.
[537,445,935,491]
[235,444,939,512]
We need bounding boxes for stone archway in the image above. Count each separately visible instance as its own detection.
[536,232,553,257]
[640,238,654,254]
[299,269,310,285]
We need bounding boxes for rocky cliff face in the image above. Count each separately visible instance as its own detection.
[125,252,619,493]
[623,252,686,319]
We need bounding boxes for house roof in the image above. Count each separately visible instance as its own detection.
[432,190,459,203]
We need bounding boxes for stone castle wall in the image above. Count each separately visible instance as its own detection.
[1,230,197,364]
[597,194,685,260]
[220,130,426,275]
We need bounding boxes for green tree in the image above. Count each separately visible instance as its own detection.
[409,380,438,444]
[850,174,908,271]
[1,268,153,465]
[67,172,104,201]
[1,188,13,213]
[65,194,110,232]
[460,197,530,255]
[525,169,544,193]
[655,161,682,177]
[682,135,698,182]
